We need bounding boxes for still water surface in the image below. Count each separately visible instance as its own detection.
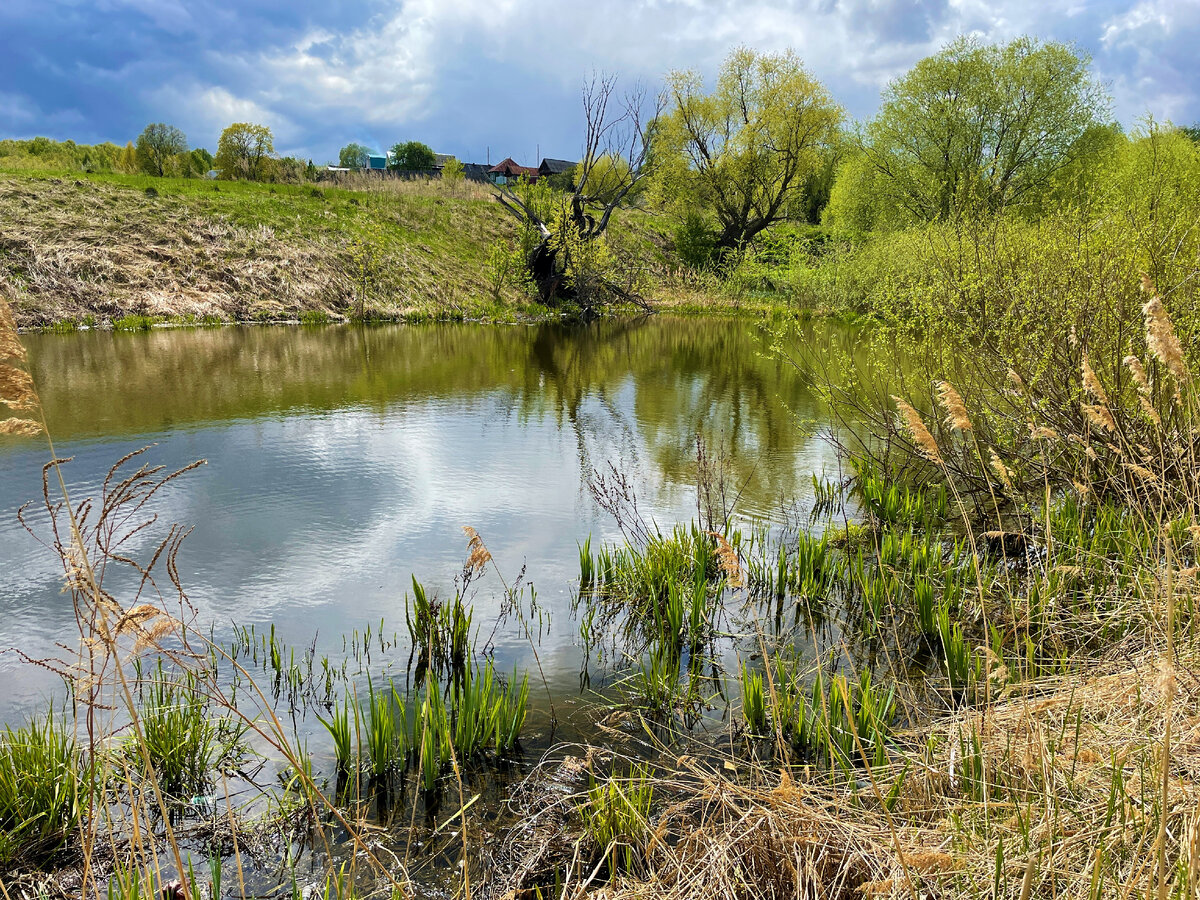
[0,318,856,725]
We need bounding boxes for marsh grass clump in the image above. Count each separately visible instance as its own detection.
[318,698,354,777]
[855,464,948,527]
[131,662,247,800]
[578,525,726,653]
[0,710,89,867]
[319,661,530,797]
[365,677,404,781]
[580,763,655,877]
[740,663,768,736]
[744,659,896,770]
[405,576,472,686]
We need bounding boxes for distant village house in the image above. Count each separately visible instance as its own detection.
[324,150,575,186]
[487,158,539,185]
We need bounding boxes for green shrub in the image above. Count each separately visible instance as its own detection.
[673,211,717,270]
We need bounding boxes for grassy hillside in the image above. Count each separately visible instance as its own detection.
[0,171,553,327]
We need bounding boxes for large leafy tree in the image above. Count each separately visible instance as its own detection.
[338,143,371,169]
[389,141,436,171]
[862,36,1110,221]
[657,47,842,252]
[214,123,274,181]
[135,123,187,177]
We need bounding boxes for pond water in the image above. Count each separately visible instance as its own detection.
[0,317,893,893]
[0,317,865,728]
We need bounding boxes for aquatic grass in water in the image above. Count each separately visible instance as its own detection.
[416,678,451,793]
[492,669,529,754]
[578,525,727,654]
[405,577,473,686]
[740,663,768,736]
[0,709,88,866]
[317,698,354,776]
[743,660,895,771]
[628,645,684,718]
[132,663,246,800]
[366,677,403,780]
[578,536,594,590]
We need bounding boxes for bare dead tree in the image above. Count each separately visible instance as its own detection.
[494,73,665,315]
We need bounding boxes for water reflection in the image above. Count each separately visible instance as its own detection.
[0,318,862,723]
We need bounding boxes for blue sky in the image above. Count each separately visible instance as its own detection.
[2,0,1198,165]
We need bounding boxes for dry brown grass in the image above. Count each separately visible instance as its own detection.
[0,173,529,327]
[501,641,1193,900]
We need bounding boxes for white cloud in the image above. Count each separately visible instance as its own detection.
[1098,0,1200,123]
[13,0,1194,159]
[148,82,298,148]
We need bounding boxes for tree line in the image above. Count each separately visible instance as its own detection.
[484,35,1200,314]
[0,122,321,182]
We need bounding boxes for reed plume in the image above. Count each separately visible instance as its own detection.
[1125,354,1163,424]
[0,321,25,363]
[1082,404,1116,433]
[0,417,42,435]
[0,362,37,410]
[705,531,744,589]
[1029,425,1059,441]
[1141,276,1189,385]
[463,525,492,575]
[989,449,1014,491]
[1081,353,1108,405]
[936,381,972,432]
[892,396,942,464]
[1123,462,1158,484]
[1126,355,1151,396]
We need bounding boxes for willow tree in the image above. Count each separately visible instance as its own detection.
[135,123,187,177]
[214,123,275,181]
[656,48,842,254]
[862,36,1110,221]
[494,74,663,316]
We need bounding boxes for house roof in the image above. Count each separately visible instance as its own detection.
[488,157,538,177]
[538,158,575,175]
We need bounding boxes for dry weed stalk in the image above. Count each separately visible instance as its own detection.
[463,525,493,576]
[705,531,745,589]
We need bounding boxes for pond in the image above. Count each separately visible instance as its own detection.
[0,316,878,893]
[0,318,863,720]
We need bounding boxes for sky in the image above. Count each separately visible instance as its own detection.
[1,0,1198,165]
